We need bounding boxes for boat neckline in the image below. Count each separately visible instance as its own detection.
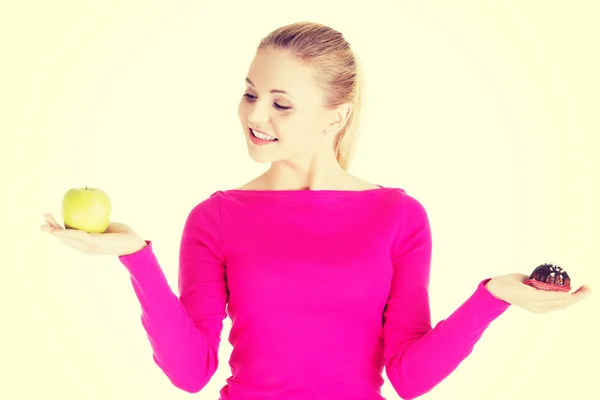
[218,185,399,195]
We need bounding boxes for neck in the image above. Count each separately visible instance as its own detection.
[264,152,349,191]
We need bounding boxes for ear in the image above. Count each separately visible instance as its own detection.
[324,103,352,135]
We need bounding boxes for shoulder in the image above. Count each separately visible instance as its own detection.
[375,187,430,229]
[183,191,223,228]
[394,189,429,223]
[388,189,432,260]
[377,185,426,209]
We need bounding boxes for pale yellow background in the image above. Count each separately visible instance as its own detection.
[2,1,599,399]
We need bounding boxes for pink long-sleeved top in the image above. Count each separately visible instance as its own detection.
[118,187,511,400]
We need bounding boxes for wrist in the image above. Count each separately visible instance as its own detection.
[118,238,148,257]
[485,277,503,300]
[132,238,148,253]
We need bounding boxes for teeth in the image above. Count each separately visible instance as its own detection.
[252,129,277,141]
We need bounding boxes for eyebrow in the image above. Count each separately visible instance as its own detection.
[245,78,296,100]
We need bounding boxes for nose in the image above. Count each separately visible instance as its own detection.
[246,98,271,125]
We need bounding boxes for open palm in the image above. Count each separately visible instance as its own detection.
[40,214,147,256]
[486,273,591,313]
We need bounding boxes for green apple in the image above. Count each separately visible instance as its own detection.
[62,186,111,233]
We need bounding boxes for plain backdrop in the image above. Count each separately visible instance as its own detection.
[2,1,599,399]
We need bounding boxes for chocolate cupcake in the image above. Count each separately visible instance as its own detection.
[524,263,571,292]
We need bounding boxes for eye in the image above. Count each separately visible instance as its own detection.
[243,93,291,111]
[274,103,291,111]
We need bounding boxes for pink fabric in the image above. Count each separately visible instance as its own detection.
[119,187,510,399]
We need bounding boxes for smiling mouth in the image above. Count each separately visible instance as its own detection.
[249,128,278,141]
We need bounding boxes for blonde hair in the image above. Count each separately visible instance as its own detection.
[258,21,363,170]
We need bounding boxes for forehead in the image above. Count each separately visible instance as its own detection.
[246,48,321,101]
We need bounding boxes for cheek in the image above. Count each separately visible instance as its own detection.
[271,114,297,138]
[276,115,323,144]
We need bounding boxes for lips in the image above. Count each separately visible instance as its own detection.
[249,127,278,141]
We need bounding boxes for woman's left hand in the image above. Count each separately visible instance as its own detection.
[485,273,592,313]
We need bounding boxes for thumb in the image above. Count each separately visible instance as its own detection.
[104,222,135,235]
[497,273,529,283]
[572,285,592,297]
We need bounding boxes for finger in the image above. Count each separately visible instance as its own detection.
[45,214,63,229]
[103,223,122,234]
[52,227,89,242]
[528,301,568,314]
[65,231,120,253]
[537,291,588,312]
[572,285,591,295]
[508,273,530,282]
[571,285,592,300]
[40,223,99,254]
[526,288,573,302]
[104,222,134,235]
[41,221,64,234]
[40,223,58,234]
[537,285,592,301]
[520,286,564,302]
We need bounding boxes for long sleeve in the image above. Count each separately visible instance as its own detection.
[118,195,228,393]
[383,193,511,400]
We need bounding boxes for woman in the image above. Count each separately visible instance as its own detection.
[40,21,590,400]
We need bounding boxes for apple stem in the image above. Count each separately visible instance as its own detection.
[85,186,88,190]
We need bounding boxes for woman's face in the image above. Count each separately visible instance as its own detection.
[237,48,334,165]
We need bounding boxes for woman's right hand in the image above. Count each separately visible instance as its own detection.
[40,214,148,256]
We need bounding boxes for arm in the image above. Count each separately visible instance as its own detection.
[383,193,511,400]
[118,194,228,393]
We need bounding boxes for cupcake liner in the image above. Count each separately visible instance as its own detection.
[524,279,571,292]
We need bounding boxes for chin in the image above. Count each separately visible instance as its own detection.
[247,150,277,164]
[245,132,280,164]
